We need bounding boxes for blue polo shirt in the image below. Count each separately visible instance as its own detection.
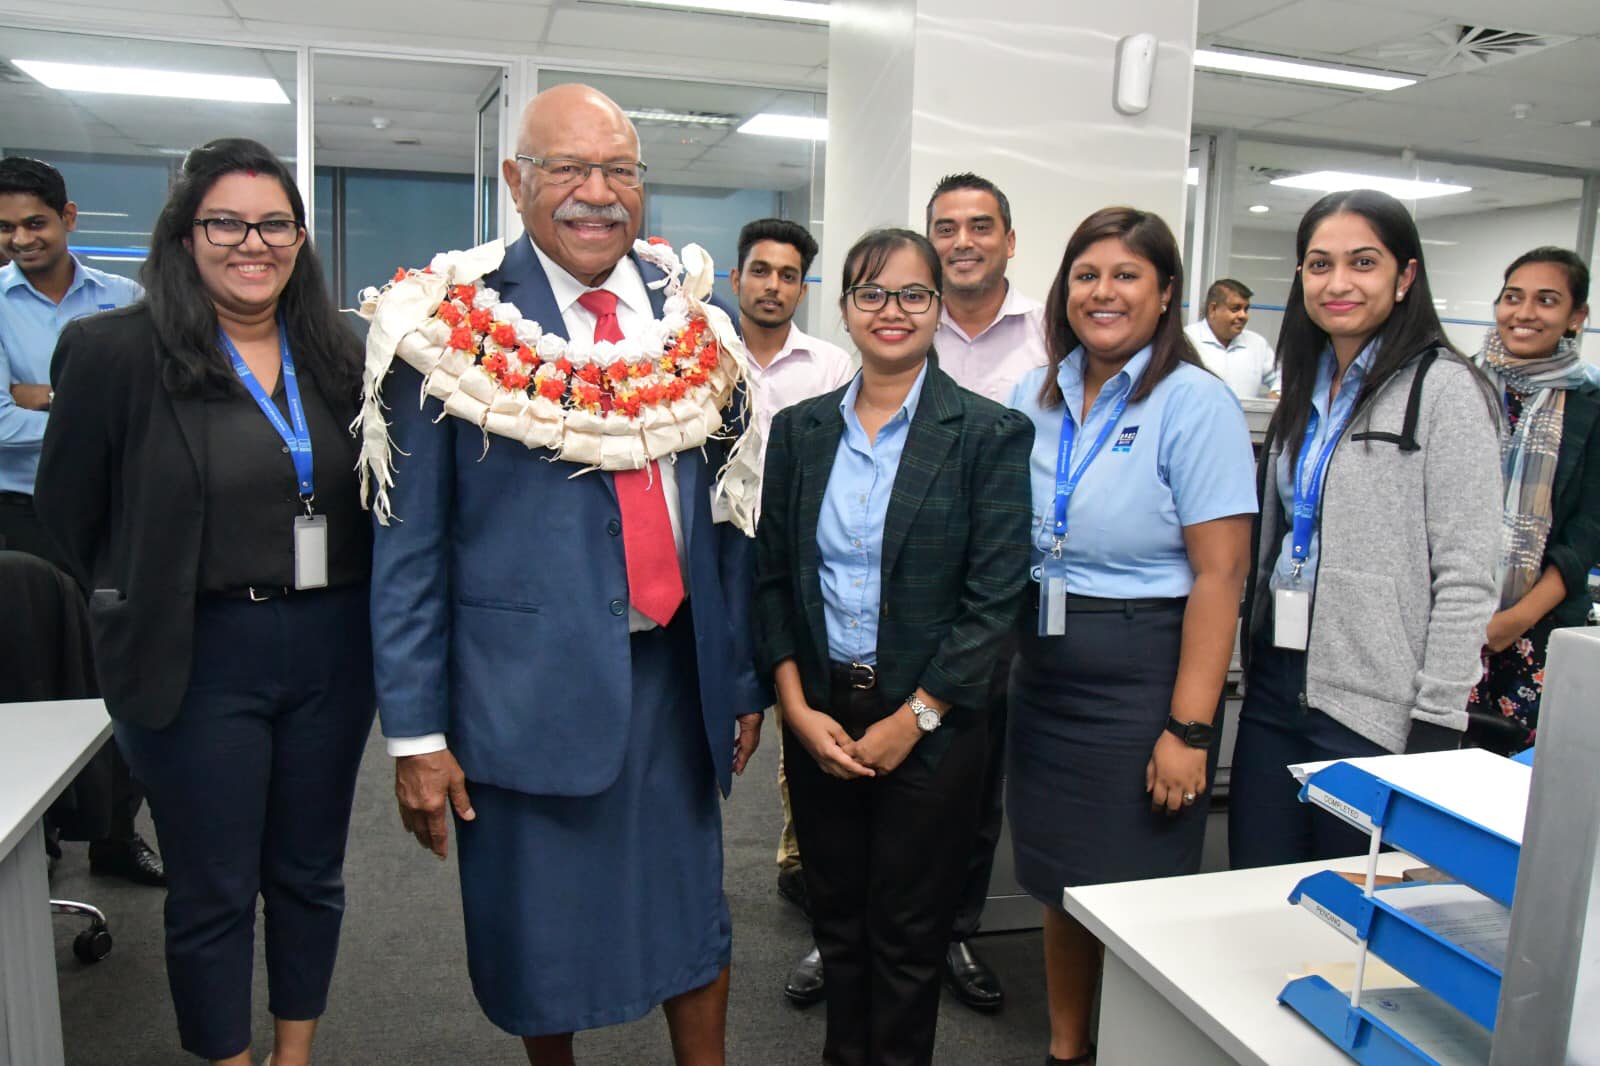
[1009,346,1257,599]
[0,257,143,494]
[818,361,929,663]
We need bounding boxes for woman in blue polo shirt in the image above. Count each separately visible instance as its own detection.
[1007,206,1256,1066]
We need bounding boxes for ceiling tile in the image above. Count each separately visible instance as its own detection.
[1211,1,1444,55]
[1192,74,1356,119]
[1197,0,1297,35]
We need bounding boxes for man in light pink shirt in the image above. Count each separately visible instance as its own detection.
[731,218,854,1008]
[928,173,1048,406]
[924,173,1048,1012]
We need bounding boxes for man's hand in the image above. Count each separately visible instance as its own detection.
[732,712,763,775]
[850,706,921,775]
[395,749,475,859]
[10,384,50,411]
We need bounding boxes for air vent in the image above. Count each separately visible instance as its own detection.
[1247,165,1298,182]
[1364,24,1574,74]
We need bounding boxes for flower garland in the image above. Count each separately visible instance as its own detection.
[353,238,763,534]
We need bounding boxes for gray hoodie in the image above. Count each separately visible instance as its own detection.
[1247,350,1502,752]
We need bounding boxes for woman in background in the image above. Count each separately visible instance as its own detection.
[1228,188,1502,870]
[1468,247,1599,754]
[37,138,372,1066]
[1007,206,1256,1066]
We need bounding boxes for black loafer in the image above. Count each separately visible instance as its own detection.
[944,939,1004,1011]
[783,945,825,1006]
[776,865,811,919]
[89,833,166,887]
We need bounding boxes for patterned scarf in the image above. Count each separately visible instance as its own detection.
[1472,327,1589,607]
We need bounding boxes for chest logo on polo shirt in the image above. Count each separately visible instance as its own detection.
[97,303,116,311]
[1111,425,1139,452]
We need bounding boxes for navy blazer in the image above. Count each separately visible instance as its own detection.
[370,236,765,798]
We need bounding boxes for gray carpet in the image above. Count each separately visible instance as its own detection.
[50,722,1053,1064]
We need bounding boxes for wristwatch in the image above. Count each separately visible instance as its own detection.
[1165,716,1215,748]
[908,694,942,734]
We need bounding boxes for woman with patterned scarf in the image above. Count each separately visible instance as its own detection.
[1468,246,1599,754]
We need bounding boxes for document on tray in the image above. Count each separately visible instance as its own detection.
[1382,882,1510,972]
[1286,749,1529,844]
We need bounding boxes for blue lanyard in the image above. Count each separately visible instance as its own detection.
[1050,386,1130,551]
[219,316,315,509]
[1288,405,1350,573]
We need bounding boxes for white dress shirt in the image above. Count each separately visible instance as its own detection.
[933,283,1048,404]
[746,322,856,462]
[387,238,689,757]
[1185,319,1278,398]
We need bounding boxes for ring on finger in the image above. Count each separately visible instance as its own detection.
[1182,791,1197,803]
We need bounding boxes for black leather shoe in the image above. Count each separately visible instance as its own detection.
[783,945,825,1006]
[776,865,810,919]
[89,834,166,887]
[944,939,1004,1011]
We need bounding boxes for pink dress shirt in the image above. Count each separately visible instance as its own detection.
[934,284,1049,404]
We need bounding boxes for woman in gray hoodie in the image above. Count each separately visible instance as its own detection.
[1228,189,1503,869]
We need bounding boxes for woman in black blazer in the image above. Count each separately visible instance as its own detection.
[753,227,1032,1066]
[1468,247,1600,753]
[35,139,372,1066]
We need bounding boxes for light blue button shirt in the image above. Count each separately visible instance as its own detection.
[1009,346,1258,599]
[818,362,929,664]
[1268,340,1379,595]
[0,257,143,493]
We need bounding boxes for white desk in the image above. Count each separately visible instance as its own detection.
[0,699,112,1066]
[1064,852,1414,1066]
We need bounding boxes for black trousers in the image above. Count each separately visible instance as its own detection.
[114,585,376,1060]
[785,679,988,1066]
[950,634,1014,939]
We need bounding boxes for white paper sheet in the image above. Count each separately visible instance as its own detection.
[1381,882,1511,971]
[1287,749,1531,844]
[1336,986,1493,1065]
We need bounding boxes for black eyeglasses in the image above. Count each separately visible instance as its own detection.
[846,285,939,314]
[513,155,648,190]
[192,218,302,247]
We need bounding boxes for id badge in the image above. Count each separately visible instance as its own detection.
[293,514,329,590]
[1273,587,1310,650]
[1037,554,1069,637]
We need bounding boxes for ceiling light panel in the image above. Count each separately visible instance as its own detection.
[1270,170,1471,199]
[614,0,830,23]
[14,59,289,104]
[738,113,827,140]
[1194,49,1415,92]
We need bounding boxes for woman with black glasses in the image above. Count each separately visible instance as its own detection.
[755,227,1032,1066]
[36,138,371,1066]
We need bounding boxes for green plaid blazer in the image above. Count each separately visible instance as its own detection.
[754,358,1034,731]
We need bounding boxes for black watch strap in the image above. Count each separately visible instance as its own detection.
[1165,716,1215,748]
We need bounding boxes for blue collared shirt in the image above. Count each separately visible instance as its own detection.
[0,257,143,493]
[1269,340,1380,594]
[818,362,929,663]
[1009,346,1257,599]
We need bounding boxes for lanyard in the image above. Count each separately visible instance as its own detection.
[219,316,315,511]
[1288,404,1351,575]
[1049,386,1130,554]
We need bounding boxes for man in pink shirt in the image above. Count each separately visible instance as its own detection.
[925,173,1048,1012]
[731,218,854,1008]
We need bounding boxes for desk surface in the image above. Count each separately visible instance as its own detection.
[0,699,111,858]
[1064,852,1414,1066]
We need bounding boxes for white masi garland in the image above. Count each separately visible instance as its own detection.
[352,238,764,535]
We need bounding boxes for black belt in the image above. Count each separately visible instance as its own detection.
[1026,586,1187,614]
[828,660,878,690]
[0,490,32,505]
[205,585,294,602]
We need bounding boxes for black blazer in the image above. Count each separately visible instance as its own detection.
[753,359,1033,750]
[1536,380,1600,632]
[33,304,359,729]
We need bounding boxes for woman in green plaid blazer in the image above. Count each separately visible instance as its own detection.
[753,227,1033,1066]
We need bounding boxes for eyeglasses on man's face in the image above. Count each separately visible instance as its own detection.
[192,218,302,247]
[514,156,648,190]
[846,284,940,315]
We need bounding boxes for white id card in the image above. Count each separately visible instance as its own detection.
[1273,587,1310,650]
[1037,554,1069,636]
[293,514,329,590]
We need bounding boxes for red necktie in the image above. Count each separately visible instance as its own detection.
[576,288,684,626]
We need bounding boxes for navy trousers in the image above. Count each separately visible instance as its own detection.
[1227,640,1388,870]
[114,585,375,1059]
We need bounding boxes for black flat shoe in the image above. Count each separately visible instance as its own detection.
[1046,1042,1095,1065]
[88,834,166,887]
[776,865,811,920]
[784,945,825,1006]
[944,939,1004,1011]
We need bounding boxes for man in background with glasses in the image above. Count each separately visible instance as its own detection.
[0,156,164,889]
[370,83,765,1066]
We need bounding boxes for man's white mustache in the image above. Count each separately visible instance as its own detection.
[553,202,631,223]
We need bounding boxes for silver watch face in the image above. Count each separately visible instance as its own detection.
[916,708,941,733]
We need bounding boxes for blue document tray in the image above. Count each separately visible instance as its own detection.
[1278,974,1490,1066]
[1289,871,1503,1030]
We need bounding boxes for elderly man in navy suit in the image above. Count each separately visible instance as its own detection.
[370,83,766,1066]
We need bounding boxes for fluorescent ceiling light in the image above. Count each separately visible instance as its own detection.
[738,113,827,140]
[1270,170,1470,200]
[1231,253,1286,261]
[76,211,129,218]
[624,108,737,126]
[1185,167,1199,186]
[1248,204,1270,213]
[619,0,829,22]
[1194,49,1415,92]
[1421,238,1459,247]
[14,59,289,104]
